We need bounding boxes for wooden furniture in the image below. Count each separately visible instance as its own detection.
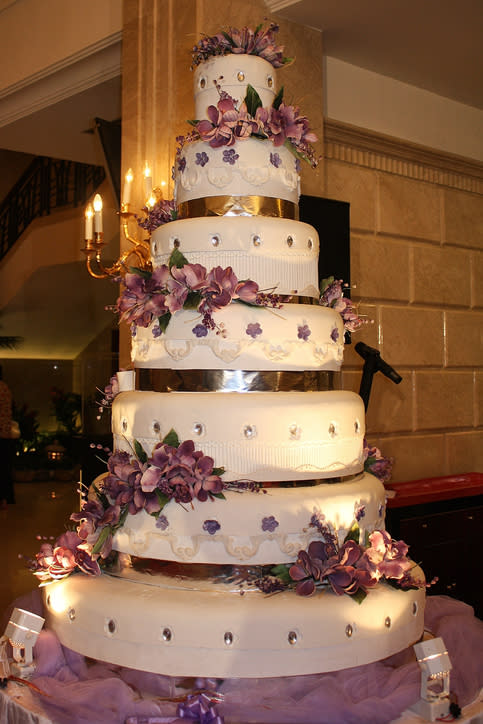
[385,473,483,619]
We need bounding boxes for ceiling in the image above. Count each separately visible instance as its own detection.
[268,0,483,109]
[0,0,482,360]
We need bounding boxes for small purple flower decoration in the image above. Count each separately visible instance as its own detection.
[378,501,385,518]
[246,322,263,339]
[131,325,137,338]
[261,515,279,532]
[297,324,311,341]
[203,519,221,535]
[152,325,162,338]
[192,324,208,338]
[295,159,301,173]
[178,156,186,172]
[156,514,169,530]
[354,503,366,522]
[195,151,209,167]
[223,149,239,165]
[270,152,281,168]
[330,326,339,342]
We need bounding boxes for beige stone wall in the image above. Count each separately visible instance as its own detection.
[325,121,483,481]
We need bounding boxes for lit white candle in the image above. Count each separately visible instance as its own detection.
[123,168,133,206]
[85,204,94,239]
[144,161,153,199]
[93,194,103,233]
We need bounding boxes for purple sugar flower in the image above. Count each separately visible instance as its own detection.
[330,326,339,342]
[152,325,161,338]
[156,515,169,530]
[178,156,186,172]
[261,515,279,532]
[270,152,282,168]
[203,519,221,535]
[246,322,263,339]
[195,151,209,167]
[223,148,239,165]
[297,324,311,341]
[192,324,208,338]
[354,503,366,522]
[295,158,301,173]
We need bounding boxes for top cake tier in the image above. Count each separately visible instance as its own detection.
[193,54,278,121]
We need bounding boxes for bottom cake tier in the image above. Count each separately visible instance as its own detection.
[43,568,425,678]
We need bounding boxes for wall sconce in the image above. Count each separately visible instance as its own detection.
[2,608,45,678]
[411,637,452,721]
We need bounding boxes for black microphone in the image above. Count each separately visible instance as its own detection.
[354,342,402,411]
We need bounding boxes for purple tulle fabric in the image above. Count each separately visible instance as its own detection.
[2,592,482,724]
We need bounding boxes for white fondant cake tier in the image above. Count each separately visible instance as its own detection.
[194,54,277,120]
[112,390,365,482]
[44,569,425,677]
[175,138,300,210]
[151,216,319,296]
[111,472,385,565]
[132,303,344,372]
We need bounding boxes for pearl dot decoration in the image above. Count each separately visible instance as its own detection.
[107,619,116,634]
[354,420,361,434]
[122,418,128,433]
[289,424,301,440]
[412,602,418,615]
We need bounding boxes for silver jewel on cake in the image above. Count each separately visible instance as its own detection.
[267,74,273,88]
[107,619,116,634]
[286,235,294,247]
[251,234,261,247]
[243,424,257,439]
[121,418,128,433]
[345,624,353,638]
[152,241,158,254]
[354,420,361,434]
[211,235,221,247]
[193,422,204,436]
[173,238,181,248]
[308,238,313,249]
[237,71,245,82]
[385,617,391,628]
[46,595,51,608]
[199,76,206,89]
[412,602,418,615]
[328,422,337,437]
[162,627,172,642]
[68,608,76,621]
[288,631,298,645]
[153,421,161,434]
[289,424,301,440]
[224,631,234,646]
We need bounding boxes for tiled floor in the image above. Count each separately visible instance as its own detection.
[1,478,79,620]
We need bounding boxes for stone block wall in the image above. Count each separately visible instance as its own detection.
[325,121,483,481]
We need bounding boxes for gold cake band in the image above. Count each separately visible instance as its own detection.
[136,368,336,393]
[177,195,298,219]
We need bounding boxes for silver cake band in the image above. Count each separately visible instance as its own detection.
[136,368,337,393]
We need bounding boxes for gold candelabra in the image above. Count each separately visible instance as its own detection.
[83,165,162,279]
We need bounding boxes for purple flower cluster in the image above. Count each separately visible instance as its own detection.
[289,529,415,598]
[117,256,282,336]
[136,198,177,232]
[195,96,318,167]
[32,434,225,584]
[319,276,364,333]
[191,23,292,69]
[364,441,394,483]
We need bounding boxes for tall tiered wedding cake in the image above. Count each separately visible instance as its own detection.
[37,24,425,679]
